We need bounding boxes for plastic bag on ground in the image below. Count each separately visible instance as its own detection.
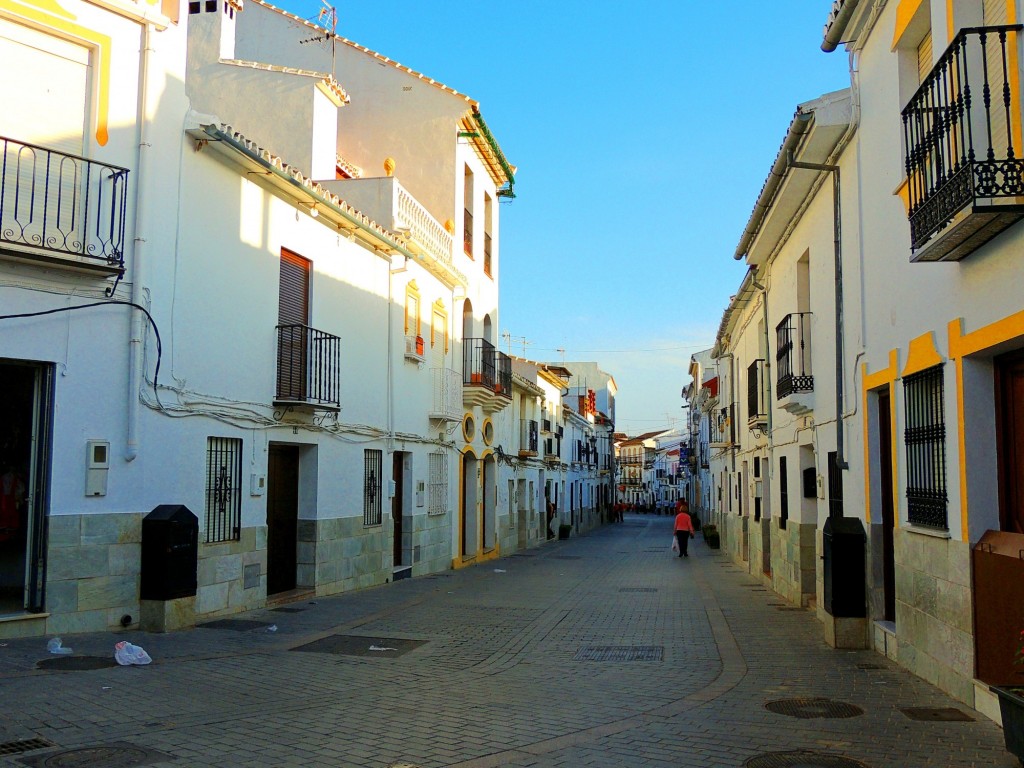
[47,637,73,655]
[114,641,152,665]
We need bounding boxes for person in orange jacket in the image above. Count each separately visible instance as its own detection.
[673,501,695,558]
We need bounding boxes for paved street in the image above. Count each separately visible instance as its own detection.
[0,515,1014,768]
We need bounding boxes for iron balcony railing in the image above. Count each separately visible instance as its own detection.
[464,336,495,387]
[776,313,813,399]
[275,324,341,409]
[495,351,512,397]
[520,419,539,454]
[902,25,1024,249]
[0,135,129,268]
[710,404,734,445]
[747,359,767,423]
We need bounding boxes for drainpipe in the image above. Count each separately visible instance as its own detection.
[821,0,863,53]
[749,270,774,496]
[125,22,154,462]
[786,151,848,471]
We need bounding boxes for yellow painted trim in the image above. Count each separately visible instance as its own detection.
[404,280,420,337]
[454,445,480,568]
[892,0,927,49]
[461,412,476,443]
[947,0,954,44]
[893,177,911,214]
[901,332,944,377]
[862,350,900,527]
[481,418,494,446]
[0,2,112,145]
[948,310,1024,542]
[431,298,448,352]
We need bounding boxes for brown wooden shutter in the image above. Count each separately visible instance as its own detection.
[279,249,309,325]
[277,250,310,400]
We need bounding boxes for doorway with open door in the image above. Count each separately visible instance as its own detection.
[0,360,52,616]
[266,444,299,597]
[392,451,412,580]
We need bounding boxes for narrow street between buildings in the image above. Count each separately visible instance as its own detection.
[0,516,1012,768]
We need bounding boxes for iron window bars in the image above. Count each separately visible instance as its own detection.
[903,365,948,529]
[0,135,128,269]
[747,359,767,422]
[776,313,814,398]
[363,449,383,526]
[428,452,448,516]
[901,25,1024,250]
[205,437,242,543]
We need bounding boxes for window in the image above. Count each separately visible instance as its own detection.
[904,365,947,528]
[431,300,448,352]
[428,452,448,516]
[363,449,383,526]
[205,437,241,543]
[779,456,789,530]
[404,281,420,337]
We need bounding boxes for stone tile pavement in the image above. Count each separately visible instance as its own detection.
[0,515,1015,767]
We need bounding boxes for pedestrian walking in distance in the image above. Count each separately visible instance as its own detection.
[673,502,695,557]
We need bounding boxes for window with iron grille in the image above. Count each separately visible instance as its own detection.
[428,452,448,516]
[827,451,843,519]
[904,365,947,529]
[363,449,383,526]
[205,437,242,543]
[779,456,789,530]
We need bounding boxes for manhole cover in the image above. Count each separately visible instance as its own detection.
[619,588,658,593]
[574,645,663,662]
[765,698,864,719]
[744,750,869,768]
[270,607,305,614]
[291,635,425,657]
[36,656,118,671]
[19,742,172,767]
[0,739,53,756]
[197,619,272,631]
[900,707,974,721]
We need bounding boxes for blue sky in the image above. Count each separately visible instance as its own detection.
[278,1,851,434]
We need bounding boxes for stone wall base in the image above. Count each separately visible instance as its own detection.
[141,596,196,632]
[824,615,868,649]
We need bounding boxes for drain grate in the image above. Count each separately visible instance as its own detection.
[36,656,119,672]
[745,750,869,768]
[765,698,864,719]
[619,588,658,593]
[0,739,53,756]
[574,645,663,662]
[900,707,974,722]
[270,607,305,614]
[291,634,425,658]
[198,619,272,631]
[19,742,173,767]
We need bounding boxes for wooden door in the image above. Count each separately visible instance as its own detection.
[392,452,403,567]
[996,349,1024,534]
[266,445,299,595]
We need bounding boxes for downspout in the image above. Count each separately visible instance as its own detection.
[750,270,774,502]
[786,151,848,472]
[125,22,154,462]
[821,0,864,53]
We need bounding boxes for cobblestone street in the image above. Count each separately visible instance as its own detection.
[0,516,1013,768]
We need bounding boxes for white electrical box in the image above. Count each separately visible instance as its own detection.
[754,479,763,498]
[388,480,397,498]
[250,474,266,496]
[415,481,425,507]
[85,440,109,497]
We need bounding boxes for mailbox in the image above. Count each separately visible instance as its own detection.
[822,516,866,618]
[141,504,198,600]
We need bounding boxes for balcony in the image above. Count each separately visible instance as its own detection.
[322,176,466,287]
[709,404,734,447]
[429,367,462,422]
[543,436,561,463]
[275,324,341,411]
[462,338,511,412]
[0,135,128,274]
[747,359,768,431]
[776,313,814,415]
[519,419,539,457]
[902,25,1024,261]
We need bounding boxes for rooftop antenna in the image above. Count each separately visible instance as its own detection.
[299,2,338,75]
[556,347,566,365]
[502,331,531,357]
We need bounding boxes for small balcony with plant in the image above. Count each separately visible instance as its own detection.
[776,312,814,415]
[901,24,1024,261]
[519,419,539,457]
[462,338,511,412]
[747,358,768,432]
[709,404,734,447]
[0,135,129,275]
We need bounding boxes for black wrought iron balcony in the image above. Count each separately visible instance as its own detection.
[710,404,734,446]
[463,337,495,388]
[275,324,341,410]
[519,419,538,456]
[776,313,813,399]
[902,25,1024,261]
[747,359,767,426]
[0,135,128,270]
[495,351,512,398]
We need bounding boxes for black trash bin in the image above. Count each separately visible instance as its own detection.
[141,504,199,601]
[822,516,866,618]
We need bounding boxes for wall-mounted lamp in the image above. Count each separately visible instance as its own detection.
[297,201,319,218]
